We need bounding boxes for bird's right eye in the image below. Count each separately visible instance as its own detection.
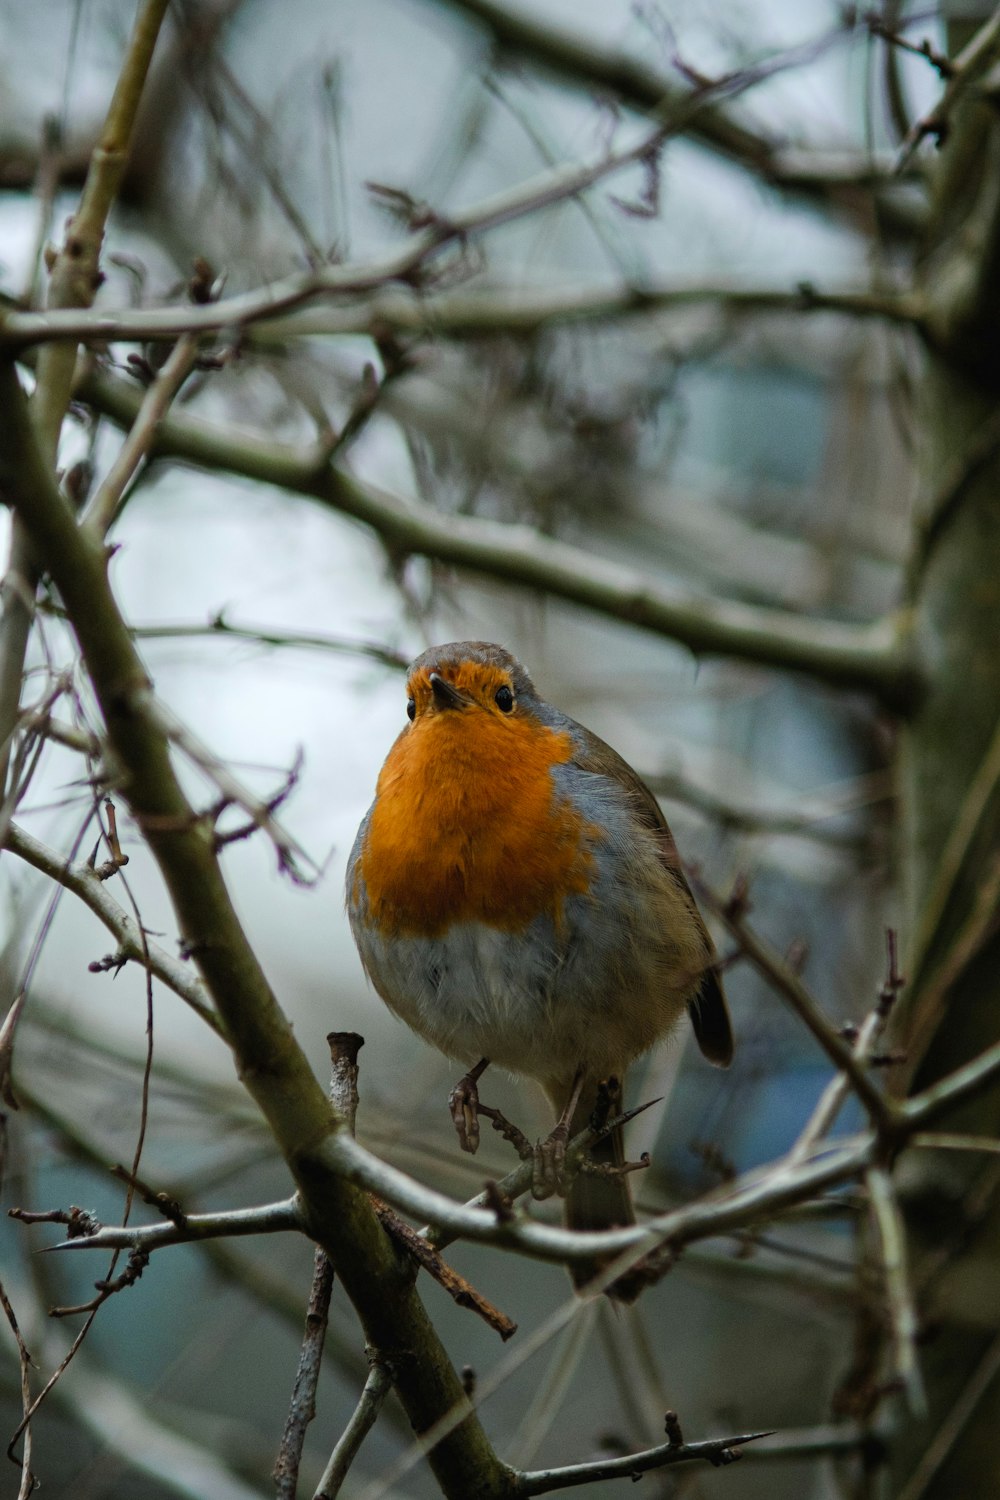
[406,698,416,721]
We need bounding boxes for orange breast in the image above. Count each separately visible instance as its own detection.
[357,712,596,938]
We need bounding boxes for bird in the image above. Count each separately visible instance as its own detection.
[346,641,732,1295]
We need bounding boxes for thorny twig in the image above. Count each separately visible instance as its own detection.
[516,1419,774,1493]
[866,12,954,81]
[896,5,1000,166]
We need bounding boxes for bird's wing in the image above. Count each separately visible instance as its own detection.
[570,724,734,1067]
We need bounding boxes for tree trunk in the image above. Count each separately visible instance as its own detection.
[895,22,1000,1490]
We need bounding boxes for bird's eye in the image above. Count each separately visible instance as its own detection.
[406,698,416,721]
[494,685,514,713]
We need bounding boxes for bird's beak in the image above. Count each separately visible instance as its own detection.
[428,672,471,710]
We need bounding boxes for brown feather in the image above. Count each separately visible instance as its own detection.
[572,726,734,1069]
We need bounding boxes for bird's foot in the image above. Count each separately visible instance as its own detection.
[531,1117,573,1200]
[449,1058,490,1154]
[531,1065,588,1201]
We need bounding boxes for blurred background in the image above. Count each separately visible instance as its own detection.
[0,0,941,1495]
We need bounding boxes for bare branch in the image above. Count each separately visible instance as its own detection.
[275,1034,363,1500]
[321,1130,878,1267]
[516,1424,773,1494]
[77,364,922,707]
[866,1166,926,1417]
[647,767,884,852]
[0,117,679,351]
[0,1280,35,1499]
[3,821,222,1035]
[314,1358,392,1499]
[0,359,514,1496]
[29,0,170,458]
[0,0,169,812]
[426,0,924,231]
[128,615,408,669]
[690,875,899,1127]
[23,1199,301,1252]
[898,6,1000,165]
[789,930,904,1163]
[81,332,200,536]
[274,1251,335,1500]
[4,276,927,348]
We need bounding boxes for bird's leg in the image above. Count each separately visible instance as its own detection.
[532,1065,586,1200]
[449,1057,490,1154]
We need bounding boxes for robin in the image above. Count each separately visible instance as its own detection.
[346,641,732,1291]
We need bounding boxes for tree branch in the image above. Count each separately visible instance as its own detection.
[0,117,684,351]
[0,359,516,1500]
[866,1166,926,1416]
[1,276,928,348]
[898,6,1000,166]
[515,1426,773,1494]
[424,0,924,233]
[76,364,922,707]
[3,820,222,1035]
[0,0,170,797]
[314,1359,392,1499]
[82,332,200,536]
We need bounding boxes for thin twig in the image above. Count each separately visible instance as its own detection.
[897,6,1000,166]
[75,362,922,708]
[790,929,904,1163]
[866,1165,926,1416]
[128,614,408,669]
[371,1198,517,1340]
[145,696,318,885]
[516,1427,774,1494]
[910,1132,1000,1154]
[692,875,898,1128]
[0,1280,35,1499]
[275,1033,364,1498]
[82,333,200,536]
[313,1358,392,1499]
[273,1251,336,1499]
[3,821,221,1034]
[26,1199,301,1252]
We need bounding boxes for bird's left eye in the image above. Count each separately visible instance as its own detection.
[406,698,416,721]
[494,685,514,713]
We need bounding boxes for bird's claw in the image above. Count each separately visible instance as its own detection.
[531,1119,571,1200]
[449,1071,482,1154]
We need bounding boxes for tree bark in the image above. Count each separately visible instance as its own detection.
[894,19,1000,1492]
